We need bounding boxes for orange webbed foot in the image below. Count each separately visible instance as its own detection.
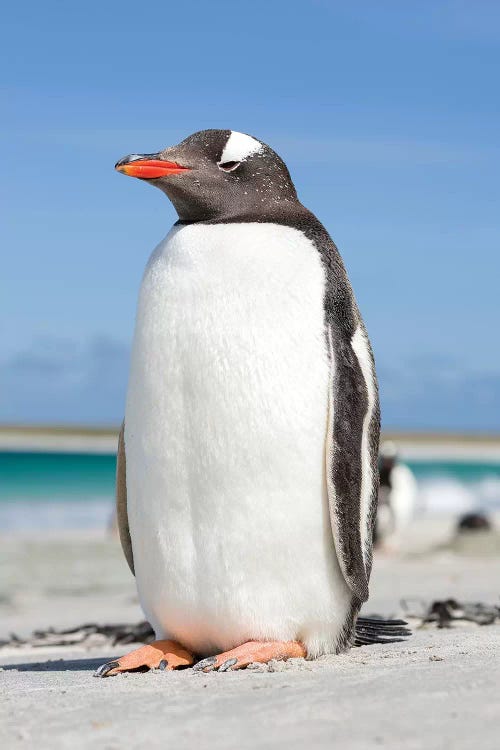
[94,639,194,677]
[193,640,306,672]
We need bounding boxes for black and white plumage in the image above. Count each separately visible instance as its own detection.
[115,129,380,658]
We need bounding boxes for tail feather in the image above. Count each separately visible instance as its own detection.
[354,616,411,647]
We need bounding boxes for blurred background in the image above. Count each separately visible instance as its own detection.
[1,1,499,635]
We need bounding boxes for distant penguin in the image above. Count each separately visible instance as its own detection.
[375,441,418,548]
[97,129,381,675]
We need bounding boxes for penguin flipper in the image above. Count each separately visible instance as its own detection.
[116,420,135,575]
[325,322,380,603]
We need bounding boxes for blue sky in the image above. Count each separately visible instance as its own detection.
[2,0,499,430]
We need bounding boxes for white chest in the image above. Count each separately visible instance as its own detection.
[124,222,349,655]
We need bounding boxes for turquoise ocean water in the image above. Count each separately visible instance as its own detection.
[1,451,500,531]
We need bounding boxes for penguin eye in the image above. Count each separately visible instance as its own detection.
[218,160,241,172]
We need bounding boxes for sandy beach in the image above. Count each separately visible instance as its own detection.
[4,1,500,748]
[1,518,499,749]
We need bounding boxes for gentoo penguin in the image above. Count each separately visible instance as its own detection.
[97,129,381,676]
[375,441,418,549]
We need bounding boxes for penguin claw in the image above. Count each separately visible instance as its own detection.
[218,658,238,672]
[94,660,120,678]
[193,656,217,672]
[193,655,237,672]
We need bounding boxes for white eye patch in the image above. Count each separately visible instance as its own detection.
[219,131,263,164]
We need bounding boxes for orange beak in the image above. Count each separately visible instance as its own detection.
[115,158,190,179]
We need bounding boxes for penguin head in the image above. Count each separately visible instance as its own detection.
[115,129,298,222]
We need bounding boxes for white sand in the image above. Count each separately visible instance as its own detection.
[1,519,499,749]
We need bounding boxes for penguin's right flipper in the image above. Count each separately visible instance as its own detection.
[116,420,135,575]
[354,616,411,646]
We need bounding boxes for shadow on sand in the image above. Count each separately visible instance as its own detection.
[0,656,114,672]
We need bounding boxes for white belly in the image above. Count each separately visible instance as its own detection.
[125,222,352,657]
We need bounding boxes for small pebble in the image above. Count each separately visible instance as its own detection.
[267,659,287,672]
[246,662,267,672]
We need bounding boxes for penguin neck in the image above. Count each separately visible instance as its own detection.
[173,198,311,227]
